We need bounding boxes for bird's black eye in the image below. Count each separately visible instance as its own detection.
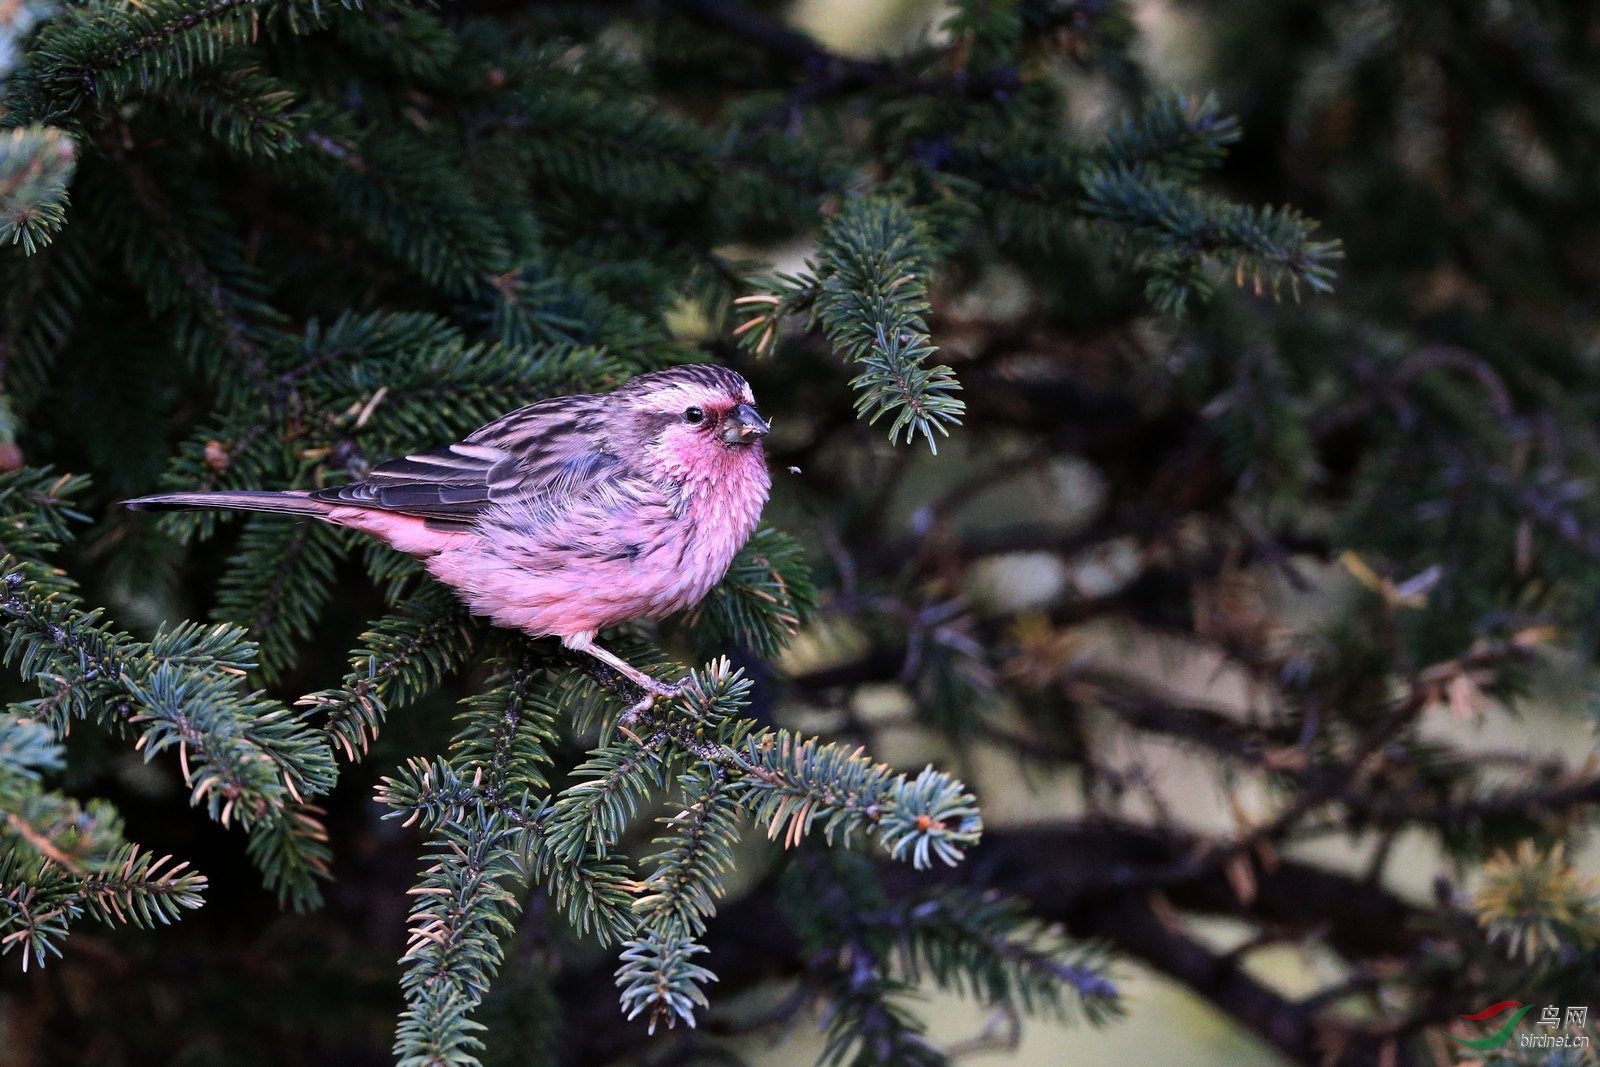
[683,406,705,425]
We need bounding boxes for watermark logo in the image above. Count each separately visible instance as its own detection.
[1451,1002,1590,1051]
[1452,1001,1532,1050]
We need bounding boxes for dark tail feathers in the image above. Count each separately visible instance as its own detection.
[123,490,332,516]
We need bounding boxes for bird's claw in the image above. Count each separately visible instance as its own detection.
[617,676,687,730]
[618,694,654,729]
[645,675,685,698]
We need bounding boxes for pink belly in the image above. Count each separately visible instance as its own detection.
[423,535,728,639]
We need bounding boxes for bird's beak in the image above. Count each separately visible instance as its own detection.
[722,404,770,444]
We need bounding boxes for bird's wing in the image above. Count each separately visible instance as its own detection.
[310,395,621,522]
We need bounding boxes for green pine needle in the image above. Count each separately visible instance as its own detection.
[0,126,76,254]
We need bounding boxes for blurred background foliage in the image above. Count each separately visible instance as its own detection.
[3,0,1600,1065]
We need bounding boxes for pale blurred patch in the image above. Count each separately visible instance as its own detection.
[727,968,1292,1066]
[790,0,943,56]
[966,552,1069,614]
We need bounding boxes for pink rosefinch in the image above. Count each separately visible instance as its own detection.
[127,364,772,717]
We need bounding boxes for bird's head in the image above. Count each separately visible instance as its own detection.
[613,364,770,479]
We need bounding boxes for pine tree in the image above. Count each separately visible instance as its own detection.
[2,1,1596,1066]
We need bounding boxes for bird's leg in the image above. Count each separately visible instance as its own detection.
[561,632,683,727]
[568,636,680,696]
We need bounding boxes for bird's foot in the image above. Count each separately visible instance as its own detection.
[618,693,655,731]
[617,676,687,731]
[642,674,685,699]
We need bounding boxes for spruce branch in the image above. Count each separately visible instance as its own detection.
[938,93,1338,311]
[737,197,964,451]
[378,757,534,835]
[383,658,987,1039]
[590,661,985,1034]
[243,801,331,911]
[0,842,206,970]
[448,646,560,794]
[819,971,947,1067]
[385,650,557,1067]
[899,599,996,738]
[782,854,951,1067]
[1080,164,1342,312]
[288,120,512,297]
[0,467,90,572]
[614,929,715,1035]
[3,500,321,926]
[544,733,674,863]
[0,232,96,411]
[71,845,206,929]
[29,0,258,116]
[110,151,285,404]
[523,817,640,946]
[380,767,640,947]
[123,651,321,825]
[816,197,963,451]
[0,793,90,875]
[394,986,487,1067]
[0,712,60,783]
[734,732,983,868]
[888,889,1121,1024]
[1,562,338,825]
[0,126,76,254]
[0,478,338,865]
[495,76,716,208]
[148,64,304,158]
[155,313,612,542]
[300,585,478,761]
[0,857,72,969]
[730,270,819,359]
[11,0,344,124]
[395,814,527,1067]
[0,780,131,877]
[213,516,344,685]
[1101,92,1241,182]
[632,767,742,940]
[380,647,658,1063]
